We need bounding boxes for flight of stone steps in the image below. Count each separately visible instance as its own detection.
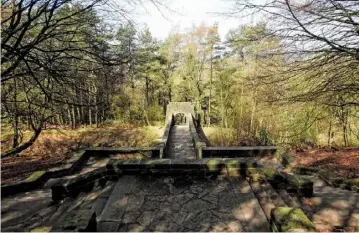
[168,125,196,159]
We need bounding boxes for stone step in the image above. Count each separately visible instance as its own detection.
[106,158,260,175]
[230,178,271,231]
[168,144,195,149]
[50,180,115,232]
[45,167,107,201]
[169,136,192,139]
[264,182,287,207]
[171,137,192,140]
[97,176,138,231]
[249,180,277,221]
[276,189,301,208]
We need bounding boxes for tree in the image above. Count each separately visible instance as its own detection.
[223,0,359,146]
[1,0,133,156]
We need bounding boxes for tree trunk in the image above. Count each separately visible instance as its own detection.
[250,100,256,135]
[328,120,332,146]
[88,89,92,126]
[12,115,19,149]
[12,78,19,148]
[71,106,76,129]
[2,128,42,158]
[208,49,213,127]
[94,86,98,127]
[67,106,72,128]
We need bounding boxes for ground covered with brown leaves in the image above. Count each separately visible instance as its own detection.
[291,147,359,179]
[1,124,163,184]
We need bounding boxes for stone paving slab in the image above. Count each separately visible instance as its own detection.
[299,177,359,231]
[96,175,270,232]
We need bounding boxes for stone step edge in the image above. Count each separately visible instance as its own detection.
[106,158,260,171]
[294,166,359,193]
[46,167,107,201]
[1,150,88,197]
[248,179,316,232]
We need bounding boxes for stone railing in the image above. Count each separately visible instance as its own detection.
[158,114,174,158]
[202,146,277,158]
[188,114,207,159]
[1,150,88,197]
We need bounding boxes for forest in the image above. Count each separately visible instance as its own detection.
[1,0,359,159]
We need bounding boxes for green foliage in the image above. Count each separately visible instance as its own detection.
[2,0,359,158]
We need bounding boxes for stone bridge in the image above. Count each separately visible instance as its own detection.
[1,102,358,232]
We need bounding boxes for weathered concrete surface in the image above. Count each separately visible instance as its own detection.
[98,175,270,232]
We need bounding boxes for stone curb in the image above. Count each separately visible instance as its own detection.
[105,158,260,176]
[85,147,160,158]
[246,167,314,197]
[48,167,107,201]
[203,146,277,158]
[294,166,359,193]
[188,114,206,159]
[161,115,174,158]
[1,150,88,197]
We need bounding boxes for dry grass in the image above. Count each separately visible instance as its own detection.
[203,127,238,146]
[1,124,164,183]
[1,124,164,157]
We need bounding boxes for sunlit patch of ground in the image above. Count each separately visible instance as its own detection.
[1,124,164,183]
[292,148,359,179]
[203,127,238,146]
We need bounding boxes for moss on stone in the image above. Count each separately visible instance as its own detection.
[225,159,241,168]
[25,170,46,182]
[272,207,316,232]
[227,168,240,177]
[345,178,359,186]
[30,226,51,232]
[246,167,258,175]
[274,148,285,162]
[147,159,170,164]
[261,168,277,178]
[285,174,313,187]
[207,159,221,171]
[250,173,264,182]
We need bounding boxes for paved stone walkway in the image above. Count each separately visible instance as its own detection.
[1,189,54,232]
[300,177,359,232]
[98,175,270,232]
[168,125,196,159]
[1,181,116,232]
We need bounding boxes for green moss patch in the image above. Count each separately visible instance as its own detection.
[345,178,359,186]
[206,159,222,171]
[271,207,316,232]
[261,168,277,178]
[30,226,51,232]
[225,159,241,168]
[25,170,46,182]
